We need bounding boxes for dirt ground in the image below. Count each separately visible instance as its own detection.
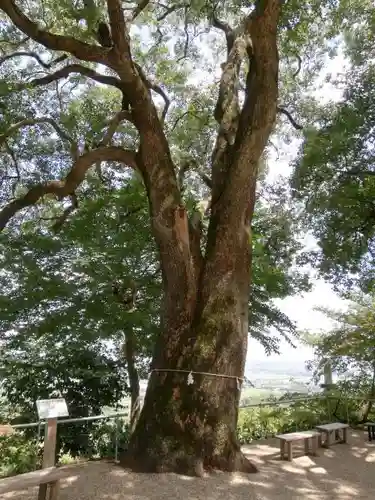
[3,429,375,500]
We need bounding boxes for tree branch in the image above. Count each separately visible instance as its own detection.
[107,0,129,52]
[292,54,302,78]
[211,13,235,54]
[157,3,186,21]
[0,117,76,151]
[51,194,79,232]
[133,62,170,122]
[0,147,138,232]
[0,51,68,69]
[277,106,303,130]
[132,0,150,20]
[0,0,108,63]
[100,110,134,145]
[23,64,123,91]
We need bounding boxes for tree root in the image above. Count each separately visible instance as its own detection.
[120,449,258,476]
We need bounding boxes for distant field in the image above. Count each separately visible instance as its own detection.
[108,384,308,414]
[240,387,283,406]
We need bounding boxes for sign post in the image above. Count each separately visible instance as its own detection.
[36,399,69,500]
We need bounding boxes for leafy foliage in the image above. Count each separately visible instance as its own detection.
[304,293,375,378]
[291,8,375,291]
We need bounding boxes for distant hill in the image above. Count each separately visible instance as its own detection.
[246,358,311,379]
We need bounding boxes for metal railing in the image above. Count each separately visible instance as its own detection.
[11,410,129,463]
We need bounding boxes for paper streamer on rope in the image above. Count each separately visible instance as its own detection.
[151,368,246,391]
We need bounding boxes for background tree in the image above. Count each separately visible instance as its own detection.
[291,5,375,292]
[304,293,375,423]
[0,0,364,475]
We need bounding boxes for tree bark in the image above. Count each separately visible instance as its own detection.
[123,330,141,434]
[123,268,254,475]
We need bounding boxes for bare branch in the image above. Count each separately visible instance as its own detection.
[176,8,189,62]
[0,117,76,149]
[51,194,79,232]
[3,141,21,195]
[132,0,150,20]
[4,141,20,181]
[211,13,235,54]
[0,146,138,232]
[157,3,186,21]
[0,0,108,63]
[277,106,303,130]
[23,63,123,91]
[100,110,134,145]
[134,62,170,122]
[292,54,302,78]
[0,51,67,69]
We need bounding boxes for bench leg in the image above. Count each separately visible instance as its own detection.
[371,426,375,441]
[280,440,285,460]
[38,484,48,500]
[287,442,293,461]
[318,433,322,448]
[304,438,309,455]
[326,431,331,447]
[49,480,60,500]
[343,427,348,444]
[311,435,318,456]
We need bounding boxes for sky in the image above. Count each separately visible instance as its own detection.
[246,280,346,373]
[245,47,349,375]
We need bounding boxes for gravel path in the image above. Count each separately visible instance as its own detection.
[4,429,375,500]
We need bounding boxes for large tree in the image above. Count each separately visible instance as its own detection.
[0,0,360,475]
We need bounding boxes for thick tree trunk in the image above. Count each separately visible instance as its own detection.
[122,230,255,475]
[123,330,141,433]
[120,0,280,476]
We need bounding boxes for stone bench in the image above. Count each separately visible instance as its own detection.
[315,422,349,447]
[275,430,320,461]
[0,464,81,499]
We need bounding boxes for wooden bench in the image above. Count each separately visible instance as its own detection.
[315,422,349,447]
[0,464,81,499]
[276,430,320,461]
[364,422,375,442]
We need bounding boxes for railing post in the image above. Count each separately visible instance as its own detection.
[38,417,57,500]
[114,417,119,463]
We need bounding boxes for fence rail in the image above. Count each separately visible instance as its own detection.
[4,394,375,464]
[12,411,129,430]
[9,409,129,463]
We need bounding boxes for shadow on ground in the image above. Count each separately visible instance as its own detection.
[4,430,375,500]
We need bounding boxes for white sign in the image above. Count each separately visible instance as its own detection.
[36,398,69,419]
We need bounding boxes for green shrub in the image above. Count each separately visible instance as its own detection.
[0,433,40,477]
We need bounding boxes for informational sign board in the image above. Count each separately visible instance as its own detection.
[36,398,69,420]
